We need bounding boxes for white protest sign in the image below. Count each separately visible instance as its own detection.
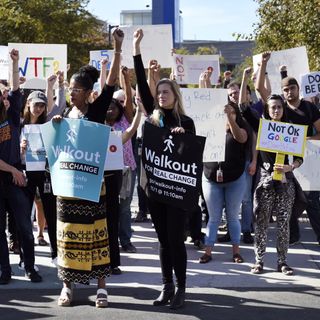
[173,54,220,85]
[293,140,320,191]
[253,47,309,94]
[0,46,9,80]
[300,71,320,98]
[104,131,124,171]
[120,24,173,68]
[257,119,307,156]
[181,88,227,162]
[8,43,67,89]
[89,50,114,71]
[24,124,46,171]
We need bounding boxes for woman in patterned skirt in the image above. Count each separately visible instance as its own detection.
[53,28,124,307]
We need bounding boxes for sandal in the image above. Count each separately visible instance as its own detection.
[251,262,264,274]
[58,287,73,306]
[232,253,244,263]
[278,263,293,276]
[37,236,48,246]
[199,253,212,264]
[96,288,108,308]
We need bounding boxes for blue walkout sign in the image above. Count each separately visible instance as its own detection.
[40,118,111,202]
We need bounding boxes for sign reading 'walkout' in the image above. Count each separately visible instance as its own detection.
[142,122,205,209]
[40,118,110,202]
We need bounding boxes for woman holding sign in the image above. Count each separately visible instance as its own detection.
[52,28,124,308]
[133,29,196,310]
[239,52,303,275]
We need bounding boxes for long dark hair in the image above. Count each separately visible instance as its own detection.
[264,94,287,122]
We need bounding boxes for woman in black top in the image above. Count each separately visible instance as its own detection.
[241,52,303,276]
[133,29,195,310]
[53,28,123,307]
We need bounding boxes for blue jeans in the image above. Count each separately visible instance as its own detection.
[0,178,35,274]
[119,168,137,246]
[241,161,253,233]
[203,172,246,247]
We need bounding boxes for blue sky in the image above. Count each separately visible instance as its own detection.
[87,0,259,41]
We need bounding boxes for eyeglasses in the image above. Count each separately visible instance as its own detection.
[68,87,84,94]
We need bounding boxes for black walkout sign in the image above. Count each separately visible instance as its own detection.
[142,122,206,209]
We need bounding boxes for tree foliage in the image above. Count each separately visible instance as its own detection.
[252,0,320,70]
[0,0,108,75]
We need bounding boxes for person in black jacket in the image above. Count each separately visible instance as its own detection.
[133,28,195,310]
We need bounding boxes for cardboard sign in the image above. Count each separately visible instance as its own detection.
[173,54,220,85]
[89,50,114,71]
[24,124,46,171]
[181,88,227,162]
[292,140,320,191]
[41,119,110,202]
[300,71,320,98]
[104,131,124,171]
[0,46,9,80]
[257,119,307,156]
[253,47,309,94]
[142,122,205,209]
[120,24,173,68]
[8,43,67,89]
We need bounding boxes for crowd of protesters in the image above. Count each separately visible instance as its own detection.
[1,27,320,311]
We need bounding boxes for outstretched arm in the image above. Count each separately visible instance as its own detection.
[255,52,271,103]
[133,28,155,115]
[239,67,252,104]
[121,66,134,123]
[106,28,124,86]
[10,49,20,91]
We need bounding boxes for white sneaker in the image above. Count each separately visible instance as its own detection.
[18,261,39,272]
[51,257,58,267]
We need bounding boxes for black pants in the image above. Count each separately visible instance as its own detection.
[188,203,203,241]
[104,170,122,268]
[290,191,320,242]
[26,171,57,259]
[0,174,35,274]
[148,198,187,288]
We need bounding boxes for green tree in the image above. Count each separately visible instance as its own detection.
[252,0,320,70]
[195,46,218,55]
[0,0,108,75]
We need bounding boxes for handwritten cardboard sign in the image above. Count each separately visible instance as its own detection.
[253,46,309,94]
[120,24,173,68]
[181,88,227,162]
[8,43,67,90]
[173,54,220,85]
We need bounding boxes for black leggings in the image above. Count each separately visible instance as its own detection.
[148,198,187,288]
[104,170,122,268]
[26,171,57,259]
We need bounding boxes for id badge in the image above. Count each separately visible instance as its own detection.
[216,169,223,182]
[44,182,51,193]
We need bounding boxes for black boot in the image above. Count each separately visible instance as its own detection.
[170,287,185,310]
[153,283,175,306]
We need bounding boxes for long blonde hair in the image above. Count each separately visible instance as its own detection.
[151,78,186,127]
